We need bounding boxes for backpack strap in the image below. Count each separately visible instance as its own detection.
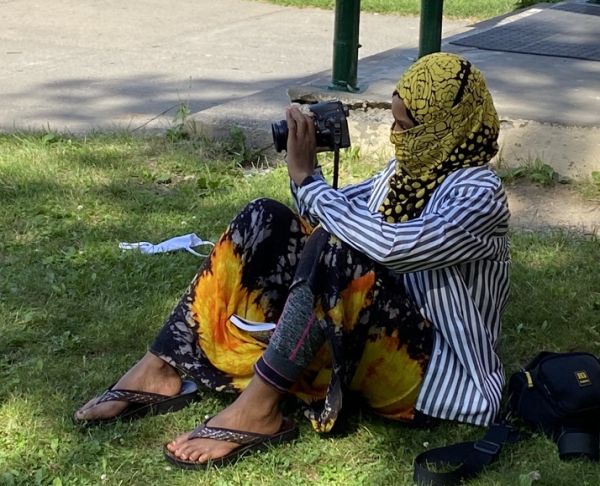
[413,423,523,486]
[557,427,600,461]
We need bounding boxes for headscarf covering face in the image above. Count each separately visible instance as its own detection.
[379,52,500,223]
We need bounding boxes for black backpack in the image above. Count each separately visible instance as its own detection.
[413,351,600,485]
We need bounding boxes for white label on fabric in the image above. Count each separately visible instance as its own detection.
[229,315,277,332]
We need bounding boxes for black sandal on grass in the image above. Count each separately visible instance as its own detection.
[163,416,299,469]
[75,379,199,427]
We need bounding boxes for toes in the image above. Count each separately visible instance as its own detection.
[74,397,100,419]
[75,410,88,420]
[167,432,191,452]
[179,440,201,457]
[197,452,210,464]
[167,433,240,465]
[171,432,191,447]
[173,442,190,458]
[187,447,206,462]
[170,438,227,464]
[74,406,92,420]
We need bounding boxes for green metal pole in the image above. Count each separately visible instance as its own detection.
[330,0,361,92]
[419,0,444,58]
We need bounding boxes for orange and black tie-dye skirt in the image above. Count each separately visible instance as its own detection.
[151,198,433,432]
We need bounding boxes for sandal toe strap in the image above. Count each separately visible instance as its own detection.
[96,387,169,406]
[188,422,265,445]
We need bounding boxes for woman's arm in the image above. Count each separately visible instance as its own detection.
[284,105,385,219]
[296,168,510,273]
[290,168,381,222]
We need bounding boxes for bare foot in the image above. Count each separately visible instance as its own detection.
[74,352,181,421]
[166,376,283,464]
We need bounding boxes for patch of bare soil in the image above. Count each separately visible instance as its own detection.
[506,182,600,235]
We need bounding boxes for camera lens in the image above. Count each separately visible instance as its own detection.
[271,120,288,153]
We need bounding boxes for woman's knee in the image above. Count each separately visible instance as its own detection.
[234,198,297,229]
[245,197,293,216]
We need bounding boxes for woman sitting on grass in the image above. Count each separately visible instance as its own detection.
[75,52,510,469]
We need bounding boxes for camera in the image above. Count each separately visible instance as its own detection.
[271,100,351,153]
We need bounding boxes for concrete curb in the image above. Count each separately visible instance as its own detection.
[187,87,600,181]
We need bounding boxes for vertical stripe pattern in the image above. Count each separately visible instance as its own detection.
[292,163,510,426]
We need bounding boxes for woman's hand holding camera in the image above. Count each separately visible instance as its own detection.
[285,106,316,186]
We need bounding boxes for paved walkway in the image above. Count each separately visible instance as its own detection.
[1,0,599,180]
[0,0,466,131]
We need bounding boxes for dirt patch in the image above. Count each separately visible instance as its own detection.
[497,120,600,181]
[506,182,600,235]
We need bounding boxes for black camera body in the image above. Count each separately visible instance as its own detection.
[271,100,351,153]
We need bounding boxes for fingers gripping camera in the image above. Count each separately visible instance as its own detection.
[271,101,351,153]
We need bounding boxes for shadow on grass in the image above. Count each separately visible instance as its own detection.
[2,231,599,485]
[1,135,599,485]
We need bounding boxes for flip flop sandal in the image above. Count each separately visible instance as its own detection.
[75,379,199,427]
[163,416,299,469]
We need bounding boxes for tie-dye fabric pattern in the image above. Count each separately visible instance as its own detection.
[151,198,433,431]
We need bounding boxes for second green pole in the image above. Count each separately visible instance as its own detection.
[419,0,444,58]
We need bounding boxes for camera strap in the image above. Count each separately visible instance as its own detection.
[413,422,524,486]
[333,148,340,189]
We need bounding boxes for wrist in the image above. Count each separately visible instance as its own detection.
[300,174,319,187]
[292,170,313,186]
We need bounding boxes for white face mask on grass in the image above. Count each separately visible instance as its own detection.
[119,233,215,257]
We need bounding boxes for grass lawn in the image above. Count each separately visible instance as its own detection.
[258,0,547,20]
[1,133,599,485]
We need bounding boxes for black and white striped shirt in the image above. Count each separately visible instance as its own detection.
[292,161,510,426]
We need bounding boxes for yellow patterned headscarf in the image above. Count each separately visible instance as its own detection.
[379,53,500,223]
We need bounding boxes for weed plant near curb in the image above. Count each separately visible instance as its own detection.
[1,133,599,485]
[494,157,559,186]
